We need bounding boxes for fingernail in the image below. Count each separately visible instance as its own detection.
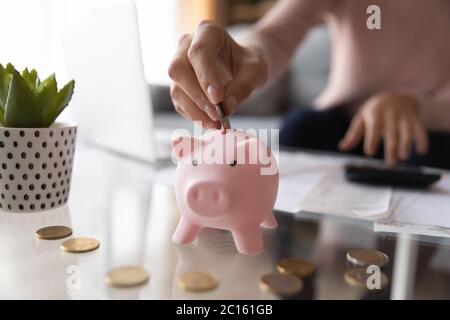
[207,85,221,103]
[417,145,428,155]
[204,105,218,121]
[225,96,238,113]
[339,139,349,150]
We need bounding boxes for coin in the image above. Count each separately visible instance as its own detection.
[178,271,218,292]
[347,249,389,267]
[277,258,315,278]
[35,225,73,240]
[214,103,231,130]
[344,267,389,289]
[260,273,303,297]
[105,266,150,288]
[61,237,100,253]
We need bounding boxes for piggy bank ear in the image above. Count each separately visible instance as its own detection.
[171,136,202,161]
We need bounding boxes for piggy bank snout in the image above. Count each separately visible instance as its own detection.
[185,182,231,216]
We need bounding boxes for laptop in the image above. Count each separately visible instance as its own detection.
[62,0,156,163]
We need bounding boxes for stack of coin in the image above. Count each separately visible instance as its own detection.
[344,267,389,289]
[106,266,150,288]
[35,225,73,240]
[345,249,390,290]
[259,273,303,297]
[346,249,389,267]
[61,237,100,253]
[178,271,218,293]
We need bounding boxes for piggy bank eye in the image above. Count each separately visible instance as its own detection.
[192,159,198,166]
[229,160,237,167]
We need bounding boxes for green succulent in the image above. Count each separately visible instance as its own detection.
[0,63,75,128]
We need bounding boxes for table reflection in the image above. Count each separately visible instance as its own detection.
[0,205,76,299]
[172,228,276,300]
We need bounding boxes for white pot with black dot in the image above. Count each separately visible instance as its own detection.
[0,123,77,213]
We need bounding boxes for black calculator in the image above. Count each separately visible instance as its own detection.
[344,163,442,189]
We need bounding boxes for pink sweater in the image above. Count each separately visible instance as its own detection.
[246,0,450,132]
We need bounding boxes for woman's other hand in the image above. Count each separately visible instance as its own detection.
[339,92,429,166]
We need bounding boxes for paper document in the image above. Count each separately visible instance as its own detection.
[298,169,392,220]
[374,220,450,239]
[275,151,342,212]
[374,173,450,236]
[275,151,392,220]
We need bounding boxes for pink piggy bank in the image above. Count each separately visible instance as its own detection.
[171,129,279,255]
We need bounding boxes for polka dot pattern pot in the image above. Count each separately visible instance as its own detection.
[0,123,77,213]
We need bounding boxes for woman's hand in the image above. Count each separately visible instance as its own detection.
[339,92,429,166]
[168,21,268,128]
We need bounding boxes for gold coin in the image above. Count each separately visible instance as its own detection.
[178,272,218,292]
[347,249,389,267]
[61,237,100,253]
[35,225,73,240]
[105,266,150,288]
[260,273,303,297]
[344,267,389,289]
[276,257,315,278]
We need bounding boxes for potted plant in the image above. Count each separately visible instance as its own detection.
[0,63,76,213]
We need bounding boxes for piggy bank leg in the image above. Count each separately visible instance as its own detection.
[231,226,263,255]
[172,218,202,244]
[260,212,278,229]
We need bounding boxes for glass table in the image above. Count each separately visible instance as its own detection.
[1,143,449,299]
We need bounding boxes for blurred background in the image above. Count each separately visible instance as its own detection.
[0,0,330,159]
